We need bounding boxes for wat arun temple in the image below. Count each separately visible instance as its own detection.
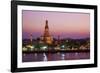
[23,20,90,52]
[40,20,53,45]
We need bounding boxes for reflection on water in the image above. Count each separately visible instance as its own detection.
[43,53,47,61]
[22,52,90,62]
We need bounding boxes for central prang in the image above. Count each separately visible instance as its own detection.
[40,20,53,45]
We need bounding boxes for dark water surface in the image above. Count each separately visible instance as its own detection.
[22,52,90,62]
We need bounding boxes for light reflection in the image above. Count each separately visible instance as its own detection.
[34,53,37,56]
[61,53,65,60]
[22,52,90,62]
[43,53,47,61]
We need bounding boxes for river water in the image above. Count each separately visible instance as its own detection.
[22,52,90,62]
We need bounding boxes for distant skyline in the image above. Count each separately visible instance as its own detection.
[22,10,90,39]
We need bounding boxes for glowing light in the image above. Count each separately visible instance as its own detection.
[26,45,34,49]
[41,46,47,50]
[61,45,65,48]
[22,47,27,51]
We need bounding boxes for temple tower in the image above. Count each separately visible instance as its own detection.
[43,20,53,44]
[30,34,33,45]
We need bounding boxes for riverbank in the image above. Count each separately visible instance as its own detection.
[23,49,90,53]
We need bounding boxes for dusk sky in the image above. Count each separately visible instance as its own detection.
[22,10,90,39]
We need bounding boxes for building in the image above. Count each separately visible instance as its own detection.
[40,20,53,45]
[30,34,33,45]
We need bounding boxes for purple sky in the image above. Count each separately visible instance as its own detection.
[22,10,90,39]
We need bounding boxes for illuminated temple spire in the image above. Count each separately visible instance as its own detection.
[30,34,33,45]
[43,20,53,44]
[45,20,49,29]
[44,20,50,37]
